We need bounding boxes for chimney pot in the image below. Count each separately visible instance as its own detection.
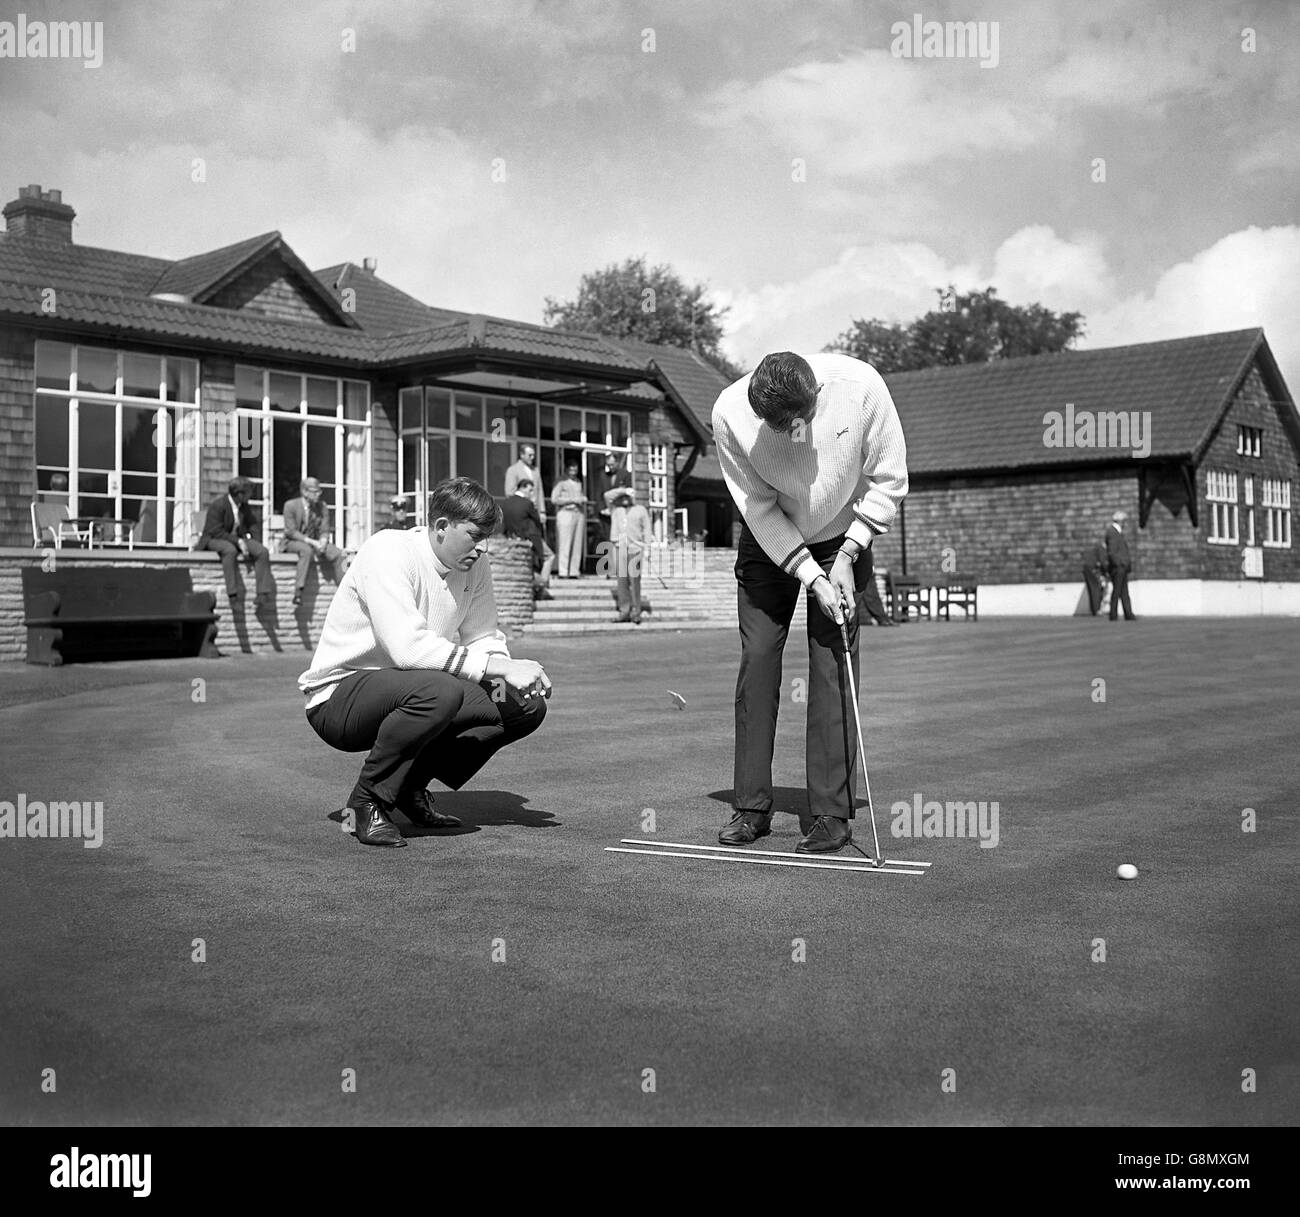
[362,256,377,273]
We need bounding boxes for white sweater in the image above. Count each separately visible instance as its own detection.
[298,528,511,708]
[712,352,909,588]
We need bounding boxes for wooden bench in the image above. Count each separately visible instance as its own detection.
[887,573,931,622]
[934,576,979,622]
[22,567,221,666]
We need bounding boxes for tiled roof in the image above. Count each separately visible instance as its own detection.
[150,232,280,300]
[0,233,169,295]
[374,316,649,372]
[885,329,1271,473]
[614,339,730,439]
[314,263,469,335]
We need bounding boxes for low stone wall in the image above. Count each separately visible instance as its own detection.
[0,534,535,663]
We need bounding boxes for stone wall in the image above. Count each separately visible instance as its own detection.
[0,534,534,663]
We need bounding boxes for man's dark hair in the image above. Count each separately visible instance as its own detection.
[427,477,501,532]
[747,352,819,431]
[227,476,252,497]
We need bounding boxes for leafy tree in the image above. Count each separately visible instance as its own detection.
[544,257,742,380]
[826,286,1085,372]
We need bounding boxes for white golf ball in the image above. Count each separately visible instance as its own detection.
[1116,863,1138,880]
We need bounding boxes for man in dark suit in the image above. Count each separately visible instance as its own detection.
[282,477,348,607]
[1105,510,1137,621]
[596,453,632,546]
[198,476,275,606]
[501,477,554,600]
[1082,536,1109,616]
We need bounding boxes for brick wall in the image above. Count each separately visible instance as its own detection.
[371,384,400,525]
[1196,364,1300,582]
[0,328,36,549]
[207,253,338,326]
[0,537,534,663]
[199,355,237,508]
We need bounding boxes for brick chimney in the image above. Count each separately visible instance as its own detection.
[3,184,76,242]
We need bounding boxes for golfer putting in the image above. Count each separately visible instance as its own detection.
[712,351,908,856]
[299,477,551,848]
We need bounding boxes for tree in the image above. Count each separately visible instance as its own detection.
[825,286,1085,372]
[544,257,743,380]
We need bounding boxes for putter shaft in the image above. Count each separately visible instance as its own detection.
[838,607,884,865]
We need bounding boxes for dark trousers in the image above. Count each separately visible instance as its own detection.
[306,668,547,808]
[201,537,274,598]
[1108,563,1134,620]
[861,572,890,624]
[733,526,872,821]
[284,539,344,591]
[1083,567,1103,615]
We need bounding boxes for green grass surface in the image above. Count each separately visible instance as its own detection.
[0,619,1296,1125]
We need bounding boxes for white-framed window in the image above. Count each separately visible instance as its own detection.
[234,366,372,549]
[397,389,631,522]
[34,340,201,546]
[1206,469,1238,544]
[1236,425,1263,458]
[1262,477,1292,548]
[647,442,669,542]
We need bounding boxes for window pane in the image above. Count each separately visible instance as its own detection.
[584,410,607,445]
[269,372,301,413]
[272,418,303,511]
[306,376,337,416]
[455,435,485,485]
[122,405,159,473]
[306,424,336,485]
[77,347,118,395]
[487,434,513,500]
[559,408,582,443]
[123,353,162,400]
[166,358,198,405]
[236,365,264,409]
[514,399,537,439]
[428,435,450,485]
[611,413,628,448]
[428,390,451,431]
[123,474,157,500]
[36,395,70,469]
[455,393,484,433]
[399,387,422,433]
[402,437,420,492]
[344,380,369,420]
[484,396,510,439]
[78,400,116,470]
[36,341,72,391]
[539,406,555,443]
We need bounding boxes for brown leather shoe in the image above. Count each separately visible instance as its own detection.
[351,798,407,847]
[796,815,852,854]
[719,810,772,845]
[398,789,461,829]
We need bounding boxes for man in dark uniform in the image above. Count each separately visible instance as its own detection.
[1082,536,1108,616]
[1105,510,1137,621]
[197,476,275,606]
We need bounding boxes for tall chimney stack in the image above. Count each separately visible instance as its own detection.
[2,184,76,242]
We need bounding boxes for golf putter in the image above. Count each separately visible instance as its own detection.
[838,596,885,868]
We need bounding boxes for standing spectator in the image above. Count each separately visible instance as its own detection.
[502,476,555,601]
[505,444,548,524]
[550,460,587,578]
[378,494,413,532]
[197,476,275,607]
[1106,510,1137,622]
[609,486,650,624]
[597,452,632,545]
[1082,535,1109,616]
[282,477,349,607]
[860,567,896,626]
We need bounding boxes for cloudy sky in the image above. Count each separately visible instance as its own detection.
[2,0,1297,387]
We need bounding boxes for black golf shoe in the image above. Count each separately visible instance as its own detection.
[398,789,462,829]
[795,815,852,854]
[351,798,407,848]
[719,810,773,845]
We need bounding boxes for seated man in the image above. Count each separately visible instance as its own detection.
[282,477,349,606]
[502,475,555,601]
[197,476,275,606]
[300,477,552,848]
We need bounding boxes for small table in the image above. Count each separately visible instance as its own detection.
[67,517,136,550]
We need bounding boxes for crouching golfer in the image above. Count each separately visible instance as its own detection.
[299,477,552,848]
[713,352,908,854]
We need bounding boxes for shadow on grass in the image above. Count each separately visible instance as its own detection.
[327,791,559,840]
[707,786,869,816]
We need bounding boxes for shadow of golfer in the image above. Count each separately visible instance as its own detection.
[327,791,558,840]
